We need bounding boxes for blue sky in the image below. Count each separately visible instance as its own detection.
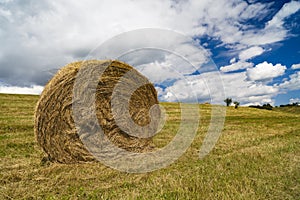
[204,0,300,105]
[0,0,299,106]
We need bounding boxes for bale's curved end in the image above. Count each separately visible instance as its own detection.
[34,60,159,163]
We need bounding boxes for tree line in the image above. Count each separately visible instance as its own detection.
[224,98,299,110]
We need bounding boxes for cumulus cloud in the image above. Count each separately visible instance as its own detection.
[0,85,43,95]
[0,7,12,20]
[291,63,300,70]
[279,71,300,91]
[240,1,300,46]
[219,72,278,105]
[239,46,265,61]
[159,71,278,105]
[266,0,300,29]
[220,46,266,73]
[0,0,299,105]
[0,0,176,86]
[229,58,236,64]
[0,0,296,86]
[246,61,286,81]
[135,61,182,84]
[160,72,223,103]
[289,98,300,104]
[220,61,254,73]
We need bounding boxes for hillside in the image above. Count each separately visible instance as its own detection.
[274,106,300,115]
[0,93,299,199]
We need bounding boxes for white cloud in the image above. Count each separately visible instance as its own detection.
[239,30,287,46]
[221,72,278,105]
[221,46,265,74]
[291,63,300,70]
[240,2,270,20]
[220,61,254,73]
[160,72,217,103]
[279,71,300,91]
[0,0,299,105]
[239,46,264,61]
[0,1,294,78]
[91,28,210,73]
[0,85,43,95]
[193,0,300,48]
[159,71,278,105]
[289,98,300,104]
[229,58,236,64]
[266,0,300,29]
[107,30,212,84]
[0,0,13,3]
[0,7,12,21]
[0,0,214,87]
[239,1,300,46]
[246,61,286,81]
[136,61,182,84]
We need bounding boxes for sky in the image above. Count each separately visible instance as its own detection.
[0,0,299,106]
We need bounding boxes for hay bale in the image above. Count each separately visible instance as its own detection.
[34,60,159,163]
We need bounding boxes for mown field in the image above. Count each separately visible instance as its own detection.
[0,93,299,199]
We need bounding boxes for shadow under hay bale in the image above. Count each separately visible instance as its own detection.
[34,60,159,163]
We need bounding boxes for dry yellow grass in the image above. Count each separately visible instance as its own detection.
[0,94,299,199]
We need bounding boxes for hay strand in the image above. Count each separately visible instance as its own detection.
[34,60,158,163]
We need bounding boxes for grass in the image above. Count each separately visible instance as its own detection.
[0,93,299,199]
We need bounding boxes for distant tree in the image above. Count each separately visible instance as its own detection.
[250,103,273,110]
[262,103,273,110]
[234,101,240,109]
[280,102,299,107]
[224,98,232,107]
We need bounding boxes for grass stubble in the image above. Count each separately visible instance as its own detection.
[0,93,299,199]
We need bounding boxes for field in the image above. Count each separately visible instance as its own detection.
[0,93,299,199]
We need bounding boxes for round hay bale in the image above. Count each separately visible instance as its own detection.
[34,60,159,163]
